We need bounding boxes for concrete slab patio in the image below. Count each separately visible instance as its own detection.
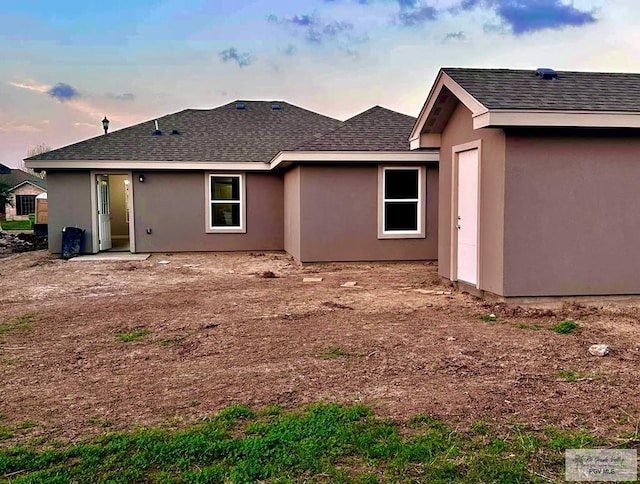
[68,253,150,261]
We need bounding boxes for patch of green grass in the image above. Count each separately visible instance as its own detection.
[0,415,14,441]
[0,220,32,230]
[116,329,151,343]
[0,403,613,483]
[17,420,38,430]
[86,417,111,428]
[470,422,489,435]
[479,314,497,322]
[513,322,544,330]
[158,336,184,346]
[318,347,359,359]
[0,312,35,337]
[258,404,282,417]
[551,320,579,334]
[557,370,586,382]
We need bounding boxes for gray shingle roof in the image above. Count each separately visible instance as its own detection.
[27,101,342,163]
[443,68,640,112]
[0,165,47,190]
[296,106,415,151]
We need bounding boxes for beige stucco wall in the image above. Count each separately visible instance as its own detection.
[439,102,506,294]
[504,132,640,296]
[295,164,438,262]
[5,183,45,221]
[46,171,93,253]
[132,171,284,252]
[108,175,129,238]
[283,166,301,260]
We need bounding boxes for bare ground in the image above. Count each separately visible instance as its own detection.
[1,251,639,446]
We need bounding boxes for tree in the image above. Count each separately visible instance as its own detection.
[21,143,50,179]
[0,181,13,224]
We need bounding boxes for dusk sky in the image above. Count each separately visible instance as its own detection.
[1,0,637,167]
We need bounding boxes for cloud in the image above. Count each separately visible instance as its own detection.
[458,0,597,34]
[268,13,355,45]
[218,47,253,67]
[321,0,597,32]
[397,4,437,25]
[444,31,466,40]
[280,44,298,56]
[8,80,49,93]
[0,122,41,133]
[48,83,80,102]
[291,14,314,26]
[106,92,136,102]
[73,122,97,128]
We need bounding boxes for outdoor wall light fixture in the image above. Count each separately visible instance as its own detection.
[138,174,145,183]
[102,116,109,135]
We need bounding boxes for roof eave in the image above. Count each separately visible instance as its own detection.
[270,150,439,170]
[23,160,273,171]
[474,110,640,129]
[7,180,46,192]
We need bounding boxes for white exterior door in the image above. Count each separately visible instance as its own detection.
[96,175,112,251]
[456,149,479,286]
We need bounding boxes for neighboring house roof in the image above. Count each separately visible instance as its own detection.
[0,165,46,191]
[296,106,416,152]
[442,68,640,112]
[26,101,343,163]
[411,67,640,143]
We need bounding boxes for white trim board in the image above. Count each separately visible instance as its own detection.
[473,110,640,129]
[7,180,46,192]
[270,151,439,170]
[25,151,439,172]
[26,160,271,171]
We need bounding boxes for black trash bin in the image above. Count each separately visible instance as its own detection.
[61,227,84,260]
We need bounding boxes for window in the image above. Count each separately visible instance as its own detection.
[378,166,425,239]
[16,195,37,216]
[206,174,246,233]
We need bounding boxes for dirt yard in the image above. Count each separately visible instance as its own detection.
[1,251,639,445]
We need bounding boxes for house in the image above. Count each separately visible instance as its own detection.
[410,67,640,300]
[25,101,437,261]
[0,164,47,221]
[27,67,640,301]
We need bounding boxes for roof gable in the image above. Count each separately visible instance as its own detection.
[411,68,640,145]
[27,101,342,164]
[296,106,416,152]
[0,168,47,190]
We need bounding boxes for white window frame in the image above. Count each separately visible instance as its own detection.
[378,165,426,239]
[205,173,246,234]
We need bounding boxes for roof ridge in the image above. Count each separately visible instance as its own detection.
[294,105,415,152]
[442,66,640,76]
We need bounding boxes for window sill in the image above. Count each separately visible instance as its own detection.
[205,227,247,234]
[378,231,426,240]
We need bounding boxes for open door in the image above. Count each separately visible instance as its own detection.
[456,149,479,286]
[96,174,112,251]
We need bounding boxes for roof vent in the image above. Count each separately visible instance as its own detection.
[171,129,180,135]
[235,102,246,110]
[536,68,558,80]
[271,102,282,110]
[152,120,162,136]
